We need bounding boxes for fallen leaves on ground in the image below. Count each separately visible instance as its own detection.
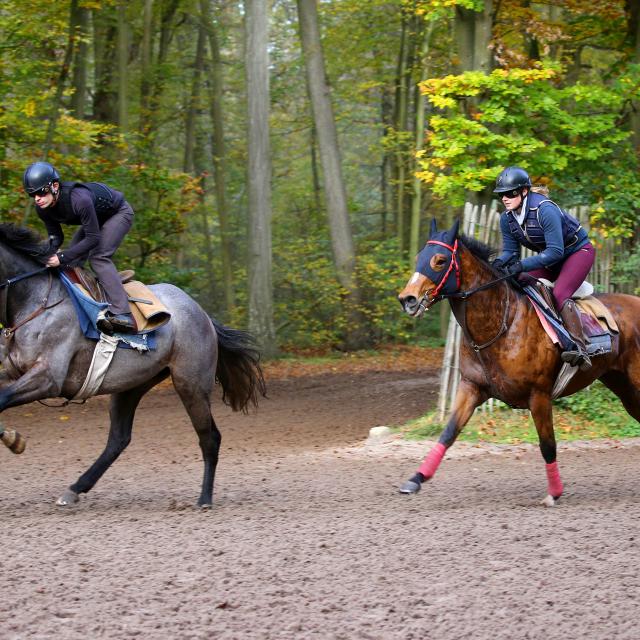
[263,344,444,380]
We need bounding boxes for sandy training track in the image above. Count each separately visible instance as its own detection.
[1,367,640,639]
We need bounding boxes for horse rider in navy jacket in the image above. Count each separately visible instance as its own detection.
[23,161,137,335]
[492,166,595,371]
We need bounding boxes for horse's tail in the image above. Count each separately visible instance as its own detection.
[212,319,266,413]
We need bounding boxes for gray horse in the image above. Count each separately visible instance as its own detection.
[0,224,265,508]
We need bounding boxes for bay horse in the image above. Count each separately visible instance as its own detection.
[397,219,640,505]
[0,224,265,508]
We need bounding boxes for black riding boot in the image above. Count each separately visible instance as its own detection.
[560,300,592,371]
[97,311,137,335]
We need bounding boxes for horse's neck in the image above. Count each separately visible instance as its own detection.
[0,245,39,281]
[451,255,514,337]
[0,245,54,322]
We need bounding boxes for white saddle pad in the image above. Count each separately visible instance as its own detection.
[538,278,594,299]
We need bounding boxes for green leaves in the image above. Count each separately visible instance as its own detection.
[415,64,640,234]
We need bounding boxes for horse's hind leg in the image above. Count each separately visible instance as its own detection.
[400,379,486,494]
[171,376,221,508]
[529,391,563,506]
[57,371,169,506]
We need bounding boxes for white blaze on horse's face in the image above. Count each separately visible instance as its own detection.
[398,271,433,317]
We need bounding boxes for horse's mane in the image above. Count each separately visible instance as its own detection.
[459,234,496,263]
[0,224,51,265]
[459,233,515,280]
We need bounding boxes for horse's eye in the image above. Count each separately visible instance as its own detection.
[430,254,447,271]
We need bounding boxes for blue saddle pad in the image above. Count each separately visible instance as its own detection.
[60,273,156,350]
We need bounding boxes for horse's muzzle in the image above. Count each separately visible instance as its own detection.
[398,294,428,317]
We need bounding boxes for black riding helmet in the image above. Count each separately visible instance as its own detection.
[23,161,60,195]
[493,166,532,194]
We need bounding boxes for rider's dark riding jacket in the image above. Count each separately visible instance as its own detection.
[496,192,589,271]
[35,182,125,266]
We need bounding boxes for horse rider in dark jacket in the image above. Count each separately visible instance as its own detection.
[23,161,137,335]
[492,166,595,371]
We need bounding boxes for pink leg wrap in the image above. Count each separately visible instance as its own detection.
[546,461,564,498]
[418,443,446,479]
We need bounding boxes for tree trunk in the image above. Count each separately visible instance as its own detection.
[117,2,129,132]
[454,6,475,72]
[297,0,367,349]
[184,17,206,173]
[626,0,640,151]
[146,0,181,148]
[473,0,493,74]
[245,0,277,356]
[454,0,493,73]
[394,8,410,249]
[409,21,434,259]
[140,0,154,137]
[297,0,357,287]
[202,0,234,316]
[71,1,89,119]
[380,86,393,235]
[93,5,118,124]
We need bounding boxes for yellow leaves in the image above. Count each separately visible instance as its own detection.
[415,170,435,184]
[430,157,449,169]
[23,99,36,118]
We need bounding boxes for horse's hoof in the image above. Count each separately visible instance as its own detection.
[399,480,421,494]
[541,494,557,507]
[198,502,212,510]
[56,490,79,506]
[1,429,26,454]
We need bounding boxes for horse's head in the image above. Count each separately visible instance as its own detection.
[398,218,461,317]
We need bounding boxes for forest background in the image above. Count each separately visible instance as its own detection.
[1,0,639,357]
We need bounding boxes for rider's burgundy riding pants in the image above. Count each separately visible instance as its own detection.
[524,242,596,310]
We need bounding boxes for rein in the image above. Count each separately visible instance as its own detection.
[1,268,65,338]
[0,266,49,289]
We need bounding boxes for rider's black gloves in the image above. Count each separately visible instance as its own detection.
[506,260,523,276]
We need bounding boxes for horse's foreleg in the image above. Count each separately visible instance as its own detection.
[400,379,486,494]
[57,379,160,506]
[529,391,563,506]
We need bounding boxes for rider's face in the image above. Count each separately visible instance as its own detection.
[501,188,527,210]
[33,183,58,209]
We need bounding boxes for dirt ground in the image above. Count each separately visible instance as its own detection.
[1,355,640,640]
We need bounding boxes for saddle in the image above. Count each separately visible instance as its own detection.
[533,278,618,333]
[63,266,171,334]
[523,277,617,358]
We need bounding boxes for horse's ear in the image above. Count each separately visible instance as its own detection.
[429,218,438,237]
[450,218,460,239]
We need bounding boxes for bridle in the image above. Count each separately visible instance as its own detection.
[418,238,515,352]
